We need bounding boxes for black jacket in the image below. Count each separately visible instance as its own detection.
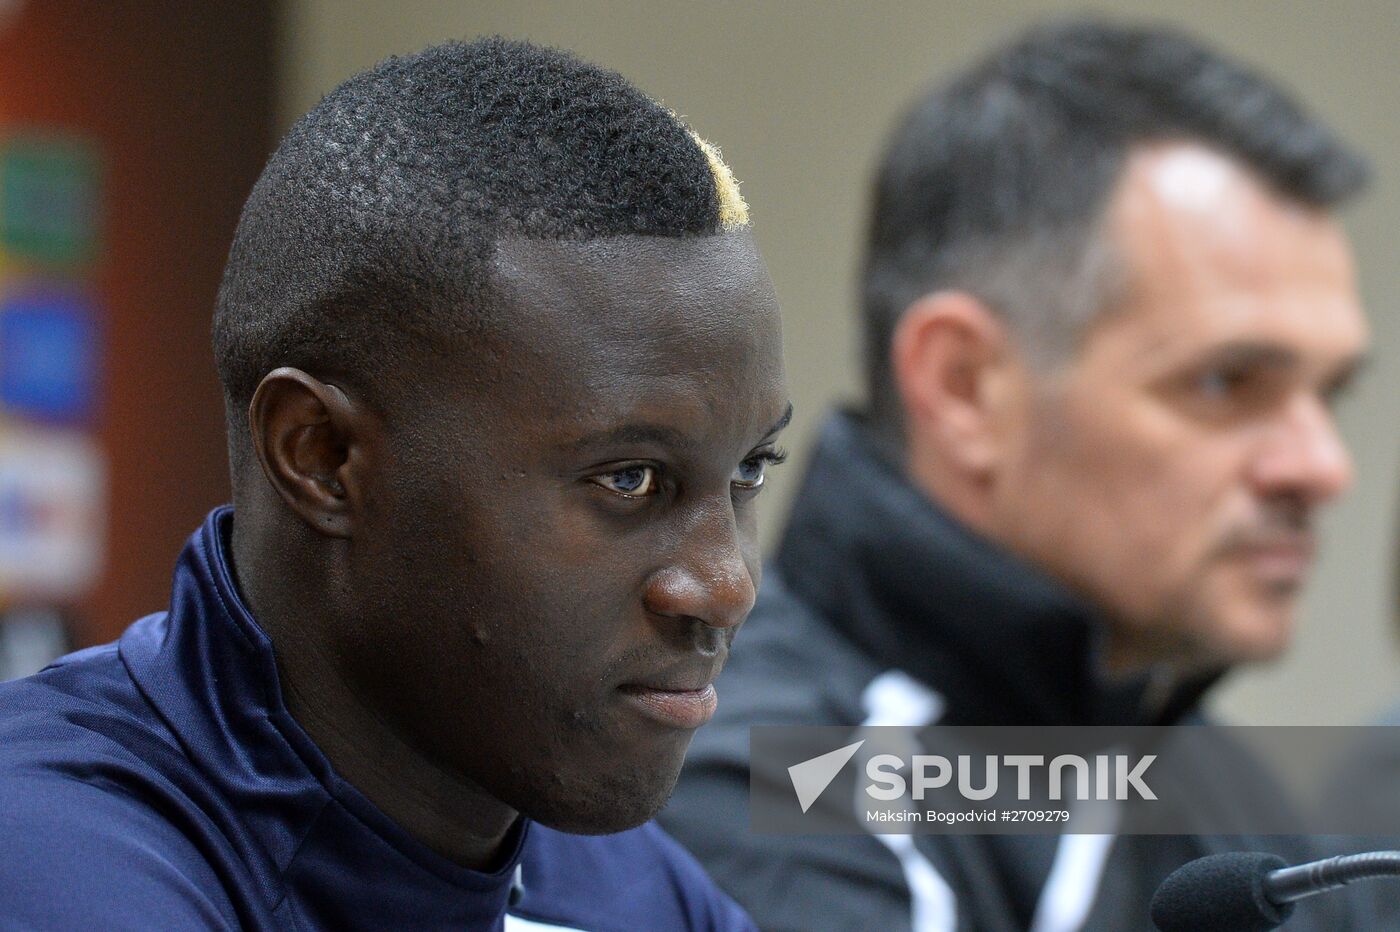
[660,410,1360,931]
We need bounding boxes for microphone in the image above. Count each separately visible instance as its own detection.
[1150,850,1400,931]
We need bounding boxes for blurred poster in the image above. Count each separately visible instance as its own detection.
[0,136,100,269]
[0,132,103,678]
[0,426,104,602]
[0,606,67,680]
[0,285,98,424]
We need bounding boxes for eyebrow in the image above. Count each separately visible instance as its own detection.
[567,424,688,451]
[764,402,795,440]
[566,402,793,453]
[1194,342,1301,372]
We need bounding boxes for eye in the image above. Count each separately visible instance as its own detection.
[590,465,658,498]
[1175,360,1294,423]
[1197,366,1251,400]
[732,449,787,491]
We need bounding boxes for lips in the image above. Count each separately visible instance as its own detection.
[617,682,719,730]
[1242,545,1312,582]
[1229,534,1315,586]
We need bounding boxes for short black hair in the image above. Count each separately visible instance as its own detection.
[862,17,1370,442]
[213,37,745,463]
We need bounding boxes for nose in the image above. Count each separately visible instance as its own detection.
[1248,393,1353,506]
[642,502,757,630]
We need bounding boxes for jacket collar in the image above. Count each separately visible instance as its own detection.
[119,507,527,925]
[773,410,1216,726]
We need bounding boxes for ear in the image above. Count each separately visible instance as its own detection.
[247,367,372,537]
[890,291,1018,475]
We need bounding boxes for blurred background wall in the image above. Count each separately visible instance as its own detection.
[1,1,1393,726]
[0,2,273,669]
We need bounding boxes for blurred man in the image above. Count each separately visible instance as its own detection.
[662,19,1369,931]
[0,39,790,930]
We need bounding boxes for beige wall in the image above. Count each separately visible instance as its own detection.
[281,0,1400,726]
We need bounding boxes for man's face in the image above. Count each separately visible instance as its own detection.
[342,232,787,833]
[989,144,1368,673]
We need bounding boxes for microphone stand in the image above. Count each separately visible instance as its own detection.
[1264,850,1400,905]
